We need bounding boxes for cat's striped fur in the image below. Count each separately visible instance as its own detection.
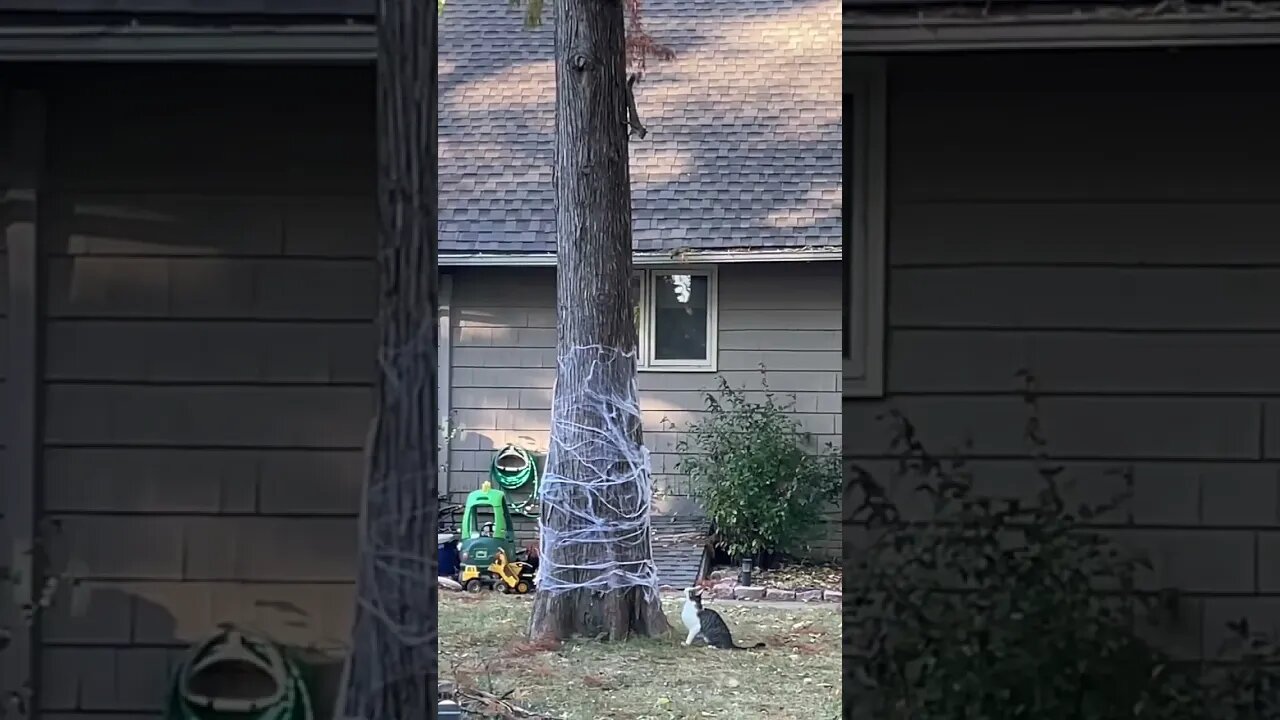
[680,587,765,650]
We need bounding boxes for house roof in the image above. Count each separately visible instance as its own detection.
[439,0,842,257]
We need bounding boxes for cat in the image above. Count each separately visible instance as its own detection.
[680,587,765,650]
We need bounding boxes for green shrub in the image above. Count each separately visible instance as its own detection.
[671,371,840,562]
[845,374,1280,720]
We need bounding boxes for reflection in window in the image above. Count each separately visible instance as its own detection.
[652,273,709,362]
[631,272,643,333]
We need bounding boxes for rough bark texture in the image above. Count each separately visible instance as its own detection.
[527,0,669,641]
[338,0,439,716]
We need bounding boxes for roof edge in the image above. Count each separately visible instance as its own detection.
[0,0,373,14]
[845,3,1280,52]
[440,248,842,267]
[0,22,374,62]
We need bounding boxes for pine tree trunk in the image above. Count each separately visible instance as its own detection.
[527,0,669,641]
[338,0,438,716]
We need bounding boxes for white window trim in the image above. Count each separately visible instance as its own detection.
[845,57,887,398]
[634,265,719,372]
[438,273,453,495]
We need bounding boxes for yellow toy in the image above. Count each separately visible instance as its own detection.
[459,549,535,594]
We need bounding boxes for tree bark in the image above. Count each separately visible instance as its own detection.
[338,0,438,716]
[527,0,669,641]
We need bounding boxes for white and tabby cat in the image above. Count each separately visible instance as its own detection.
[680,587,765,650]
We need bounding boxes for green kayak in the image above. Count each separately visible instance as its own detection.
[166,626,314,720]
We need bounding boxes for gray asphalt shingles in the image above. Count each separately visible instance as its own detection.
[439,0,841,255]
[651,515,711,588]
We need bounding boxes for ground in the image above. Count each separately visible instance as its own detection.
[438,592,840,719]
[701,558,839,591]
[749,562,841,591]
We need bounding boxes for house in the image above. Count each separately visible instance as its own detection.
[436,0,845,569]
[0,2,382,715]
[0,0,840,713]
[843,0,1280,660]
[16,0,1280,711]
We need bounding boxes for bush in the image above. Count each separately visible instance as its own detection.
[845,373,1280,720]
[672,371,840,562]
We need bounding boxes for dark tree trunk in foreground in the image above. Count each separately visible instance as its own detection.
[338,0,438,716]
[528,0,669,641]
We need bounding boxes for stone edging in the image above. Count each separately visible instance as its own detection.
[659,583,841,603]
[440,576,842,603]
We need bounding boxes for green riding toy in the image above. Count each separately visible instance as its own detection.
[458,479,536,593]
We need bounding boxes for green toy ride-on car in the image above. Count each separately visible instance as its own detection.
[458,480,536,593]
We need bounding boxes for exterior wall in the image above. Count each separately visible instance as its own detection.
[849,48,1280,659]
[1,214,7,565]
[1,63,840,714]
[28,65,376,715]
[446,262,843,556]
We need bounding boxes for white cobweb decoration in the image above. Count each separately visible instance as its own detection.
[535,345,660,598]
[336,306,438,719]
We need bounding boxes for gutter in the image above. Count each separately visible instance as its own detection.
[6,5,1278,62]
[845,7,1280,52]
[0,23,375,62]
[439,248,841,267]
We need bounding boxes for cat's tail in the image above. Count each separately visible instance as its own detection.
[732,642,766,650]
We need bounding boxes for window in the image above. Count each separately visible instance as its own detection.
[844,58,887,398]
[632,267,718,371]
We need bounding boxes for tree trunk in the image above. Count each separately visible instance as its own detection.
[527,0,669,641]
[337,0,439,716]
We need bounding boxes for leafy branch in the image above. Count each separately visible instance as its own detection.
[670,367,840,562]
[845,370,1280,720]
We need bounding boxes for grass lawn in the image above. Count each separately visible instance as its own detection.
[439,592,840,720]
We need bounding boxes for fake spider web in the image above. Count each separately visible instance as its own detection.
[534,345,660,598]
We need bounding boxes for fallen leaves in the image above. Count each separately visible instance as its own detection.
[504,634,564,657]
[581,674,621,690]
[753,562,842,591]
[439,593,839,719]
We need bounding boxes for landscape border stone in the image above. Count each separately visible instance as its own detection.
[657,583,841,604]
[441,576,841,604]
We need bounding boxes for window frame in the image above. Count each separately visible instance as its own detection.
[633,265,719,372]
[844,57,887,398]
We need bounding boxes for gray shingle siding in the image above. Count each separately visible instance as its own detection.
[446,262,843,558]
[849,48,1280,659]
[10,66,370,715]
[439,0,841,255]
